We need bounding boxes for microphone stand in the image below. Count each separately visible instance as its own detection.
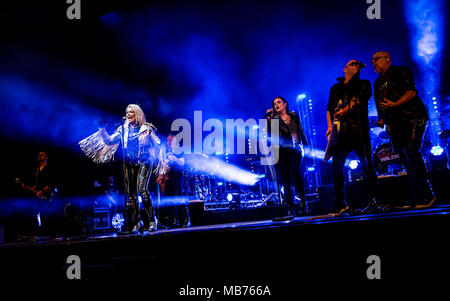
[121,120,129,232]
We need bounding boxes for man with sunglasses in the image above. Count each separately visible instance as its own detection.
[372,51,434,209]
[326,60,378,215]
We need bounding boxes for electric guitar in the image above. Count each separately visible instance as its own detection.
[377,80,393,139]
[15,178,54,203]
[324,99,344,162]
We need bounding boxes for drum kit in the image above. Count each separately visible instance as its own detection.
[368,116,403,175]
[369,111,450,175]
[180,154,267,203]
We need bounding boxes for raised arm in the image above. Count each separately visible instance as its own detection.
[99,127,121,145]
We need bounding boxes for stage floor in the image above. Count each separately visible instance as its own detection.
[1,204,450,287]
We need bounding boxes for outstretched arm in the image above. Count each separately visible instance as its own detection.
[99,128,121,145]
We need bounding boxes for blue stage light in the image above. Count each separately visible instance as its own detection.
[112,213,125,230]
[431,145,444,156]
[404,0,445,148]
[186,155,259,186]
[349,160,359,170]
[227,193,233,201]
[307,167,315,172]
[296,94,306,101]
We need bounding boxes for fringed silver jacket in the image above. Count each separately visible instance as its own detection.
[79,122,161,164]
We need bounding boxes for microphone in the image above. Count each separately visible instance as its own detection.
[264,109,275,118]
[122,116,127,121]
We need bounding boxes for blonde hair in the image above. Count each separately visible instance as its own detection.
[125,104,146,126]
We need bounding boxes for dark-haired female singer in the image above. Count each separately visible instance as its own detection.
[266,96,308,217]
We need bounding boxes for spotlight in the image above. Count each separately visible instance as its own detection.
[431,145,444,156]
[349,160,359,170]
[227,193,233,201]
[37,212,41,228]
[297,94,306,101]
[112,213,125,230]
[138,196,142,203]
[307,167,315,172]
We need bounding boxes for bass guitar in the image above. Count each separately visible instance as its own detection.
[324,99,344,162]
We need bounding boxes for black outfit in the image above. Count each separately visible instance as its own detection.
[35,165,54,196]
[268,111,308,215]
[327,76,378,212]
[123,124,156,230]
[374,65,433,207]
[30,164,55,236]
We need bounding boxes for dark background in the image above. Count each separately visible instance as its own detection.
[0,0,448,200]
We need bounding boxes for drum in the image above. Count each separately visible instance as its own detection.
[373,143,401,175]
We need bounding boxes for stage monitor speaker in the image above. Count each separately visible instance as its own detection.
[345,180,371,209]
[376,174,411,206]
[188,200,205,226]
[317,184,335,214]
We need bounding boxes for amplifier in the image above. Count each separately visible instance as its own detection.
[376,174,411,206]
[93,207,110,230]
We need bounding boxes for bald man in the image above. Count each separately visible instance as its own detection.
[372,51,434,208]
[326,60,378,215]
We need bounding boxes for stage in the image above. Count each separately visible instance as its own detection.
[1,203,450,288]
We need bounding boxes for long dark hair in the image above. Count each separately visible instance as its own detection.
[272,96,289,114]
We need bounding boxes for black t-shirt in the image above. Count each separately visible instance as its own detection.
[35,165,54,192]
[327,76,372,135]
[374,65,428,127]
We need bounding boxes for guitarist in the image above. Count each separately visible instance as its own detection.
[18,151,55,202]
[17,150,55,236]
[372,51,434,208]
[326,60,378,215]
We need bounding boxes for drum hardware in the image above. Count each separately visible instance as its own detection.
[373,143,402,175]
